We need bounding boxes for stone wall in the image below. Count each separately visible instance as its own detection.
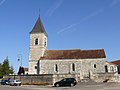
[39,58,106,77]
[4,74,80,85]
[28,60,38,74]
[29,33,47,74]
[105,62,118,73]
[29,33,47,60]
[4,73,120,85]
[4,74,53,85]
[91,73,116,82]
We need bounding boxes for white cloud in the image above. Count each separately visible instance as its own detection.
[57,0,120,35]
[46,0,63,16]
[110,0,120,7]
[0,0,6,6]
[57,24,77,34]
[57,8,105,34]
[81,8,104,21]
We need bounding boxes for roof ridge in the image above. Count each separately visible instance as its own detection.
[47,49,81,51]
[82,48,104,51]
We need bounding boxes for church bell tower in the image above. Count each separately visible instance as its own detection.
[28,16,48,74]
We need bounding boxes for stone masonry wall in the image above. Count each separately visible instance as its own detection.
[92,73,116,82]
[39,58,106,78]
[28,60,38,74]
[29,33,47,74]
[4,74,53,85]
[4,73,120,85]
[29,33,47,60]
[4,74,79,85]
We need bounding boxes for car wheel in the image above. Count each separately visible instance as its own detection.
[55,83,60,87]
[70,83,74,87]
[14,84,17,86]
[19,83,21,86]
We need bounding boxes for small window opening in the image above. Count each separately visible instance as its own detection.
[35,38,38,45]
[35,66,37,69]
[94,64,96,68]
[105,65,108,72]
[72,63,75,71]
[110,66,114,72]
[55,64,58,72]
[44,41,46,46]
[44,38,47,46]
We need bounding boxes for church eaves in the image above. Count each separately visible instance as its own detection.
[30,16,48,36]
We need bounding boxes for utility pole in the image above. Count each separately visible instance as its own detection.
[18,54,22,80]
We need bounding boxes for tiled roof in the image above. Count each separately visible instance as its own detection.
[106,61,116,65]
[30,16,47,36]
[110,60,120,65]
[40,49,106,60]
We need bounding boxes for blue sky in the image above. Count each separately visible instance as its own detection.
[0,0,120,73]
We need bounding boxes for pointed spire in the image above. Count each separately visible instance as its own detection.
[30,16,48,36]
[39,8,40,17]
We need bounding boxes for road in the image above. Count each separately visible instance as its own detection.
[0,83,120,90]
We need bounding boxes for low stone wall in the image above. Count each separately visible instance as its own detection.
[4,73,119,85]
[4,74,53,85]
[4,74,80,85]
[92,73,116,82]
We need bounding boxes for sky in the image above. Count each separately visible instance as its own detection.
[0,0,120,73]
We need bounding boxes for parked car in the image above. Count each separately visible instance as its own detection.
[1,79,10,85]
[54,78,77,87]
[10,80,21,86]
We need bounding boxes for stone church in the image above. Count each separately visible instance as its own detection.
[28,16,107,78]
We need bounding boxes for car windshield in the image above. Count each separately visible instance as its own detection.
[61,79,66,82]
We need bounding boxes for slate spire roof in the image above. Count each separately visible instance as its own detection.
[30,16,47,36]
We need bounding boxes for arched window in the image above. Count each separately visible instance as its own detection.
[35,38,38,45]
[94,64,96,68]
[72,63,75,71]
[105,65,108,72]
[110,66,114,72]
[44,38,47,46]
[55,64,58,72]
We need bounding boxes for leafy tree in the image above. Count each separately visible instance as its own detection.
[0,63,3,78]
[0,57,14,77]
[2,58,10,75]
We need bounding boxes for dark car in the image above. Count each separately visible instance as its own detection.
[54,78,77,87]
[1,79,10,85]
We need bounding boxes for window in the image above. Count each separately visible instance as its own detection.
[35,38,38,45]
[105,65,108,72]
[94,64,96,68]
[44,38,47,46]
[110,66,114,72]
[55,64,58,72]
[44,41,46,46]
[35,66,37,69]
[72,63,75,71]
